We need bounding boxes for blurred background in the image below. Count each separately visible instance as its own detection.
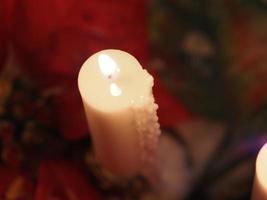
[0,0,267,199]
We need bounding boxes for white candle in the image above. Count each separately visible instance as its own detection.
[252,143,267,200]
[78,49,161,177]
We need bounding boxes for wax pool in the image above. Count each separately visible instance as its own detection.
[78,49,161,177]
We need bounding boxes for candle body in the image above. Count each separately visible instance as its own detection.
[252,143,267,200]
[78,49,160,177]
[83,95,159,176]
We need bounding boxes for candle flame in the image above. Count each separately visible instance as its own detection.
[98,54,119,80]
[110,83,122,96]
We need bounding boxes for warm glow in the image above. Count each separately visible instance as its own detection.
[257,143,267,189]
[98,54,120,80]
[110,83,122,96]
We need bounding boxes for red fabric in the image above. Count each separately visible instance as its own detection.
[0,167,18,197]
[0,1,7,70]
[231,11,267,110]
[35,161,101,200]
[153,73,191,127]
[10,0,148,78]
[52,82,88,139]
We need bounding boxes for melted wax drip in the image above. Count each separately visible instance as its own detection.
[132,70,161,179]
